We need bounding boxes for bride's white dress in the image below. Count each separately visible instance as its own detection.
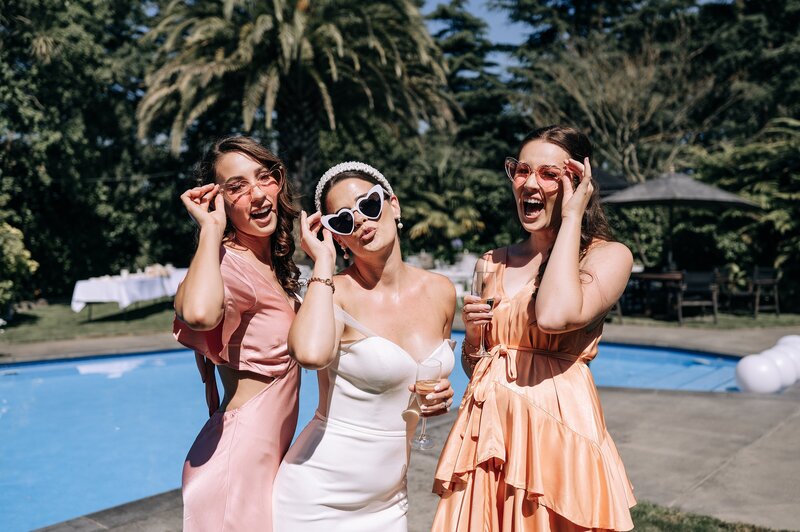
[273,306,455,531]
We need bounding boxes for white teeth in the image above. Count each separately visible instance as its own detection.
[251,206,271,215]
[523,198,543,207]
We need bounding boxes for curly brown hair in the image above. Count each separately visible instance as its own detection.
[194,136,300,294]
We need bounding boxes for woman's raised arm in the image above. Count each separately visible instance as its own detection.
[174,184,227,330]
[288,211,343,369]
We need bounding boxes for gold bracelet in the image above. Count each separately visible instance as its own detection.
[307,277,335,292]
[462,336,479,352]
[461,339,479,362]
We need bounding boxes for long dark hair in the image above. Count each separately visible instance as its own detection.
[519,125,614,254]
[194,136,300,294]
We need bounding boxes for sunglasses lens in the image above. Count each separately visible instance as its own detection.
[536,166,563,190]
[358,192,383,219]
[328,211,354,234]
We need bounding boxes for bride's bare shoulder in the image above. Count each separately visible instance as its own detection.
[406,266,456,300]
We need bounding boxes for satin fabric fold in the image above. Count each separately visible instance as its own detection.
[183,365,299,532]
[432,247,635,531]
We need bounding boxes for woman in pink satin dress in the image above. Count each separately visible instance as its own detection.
[432,125,636,531]
[172,136,301,532]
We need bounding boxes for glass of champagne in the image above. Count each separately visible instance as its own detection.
[471,271,495,357]
[411,358,442,451]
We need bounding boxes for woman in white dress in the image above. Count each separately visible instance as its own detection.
[273,162,456,531]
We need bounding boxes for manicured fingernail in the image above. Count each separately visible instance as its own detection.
[426,394,434,400]
[434,385,442,392]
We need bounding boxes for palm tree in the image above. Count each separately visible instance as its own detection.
[399,139,489,258]
[137,0,454,195]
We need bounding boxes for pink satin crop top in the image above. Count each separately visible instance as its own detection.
[173,247,298,378]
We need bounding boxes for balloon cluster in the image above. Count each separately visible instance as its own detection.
[735,335,800,393]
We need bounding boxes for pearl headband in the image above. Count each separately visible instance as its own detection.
[314,161,394,212]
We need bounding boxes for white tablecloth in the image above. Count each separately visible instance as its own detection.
[70,269,188,312]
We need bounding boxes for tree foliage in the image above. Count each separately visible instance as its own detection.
[138,0,454,196]
[0,0,191,298]
[0,195,38,310]
[692,118,800,303]
[1,0,799,312]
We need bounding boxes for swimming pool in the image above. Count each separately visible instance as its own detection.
[0,337,738,531]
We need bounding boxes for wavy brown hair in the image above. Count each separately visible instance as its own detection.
[194,136,300,294]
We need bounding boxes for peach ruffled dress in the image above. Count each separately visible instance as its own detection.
[432,248,635,531]
[173,247,300,532]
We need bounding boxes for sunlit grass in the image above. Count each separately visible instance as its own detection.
[631,501,786,531]
[0,300,174,344]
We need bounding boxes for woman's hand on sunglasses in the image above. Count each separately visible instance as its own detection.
[299,211,337,274]
[560,157,594,222]
[180,184,226,239]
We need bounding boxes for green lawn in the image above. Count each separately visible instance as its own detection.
[631,501,786,531]
[0,300,175,344]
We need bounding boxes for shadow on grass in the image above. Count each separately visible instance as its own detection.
[87,300,174,323]
[2,312,40,329]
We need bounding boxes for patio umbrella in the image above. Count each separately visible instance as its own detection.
[594,168,629,198]
[602,172,760,268]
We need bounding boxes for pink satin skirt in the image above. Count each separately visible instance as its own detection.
[182,365,300,532]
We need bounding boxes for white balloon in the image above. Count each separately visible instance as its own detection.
[776,335,800,351]
[735,355,782,393]
[760,348,797,387]
[771,344,800,377]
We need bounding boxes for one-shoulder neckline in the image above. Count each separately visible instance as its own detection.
[223,247,298,312]
[335,305,454,364]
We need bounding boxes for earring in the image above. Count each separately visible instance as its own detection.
[396,217,404,230]
[340,243,350,260]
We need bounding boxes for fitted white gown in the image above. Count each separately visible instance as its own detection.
[273,306,455,531]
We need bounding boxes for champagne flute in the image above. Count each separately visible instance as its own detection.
[471,271,495,357]
[410,358,442,451]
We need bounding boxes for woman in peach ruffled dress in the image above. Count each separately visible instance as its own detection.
[432,125,636,531]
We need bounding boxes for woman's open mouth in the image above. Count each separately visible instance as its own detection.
[522,197,544,218]
[250,205,273,220]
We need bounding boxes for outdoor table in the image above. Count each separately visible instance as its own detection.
[627,271,684,318]
[70,268,188,319]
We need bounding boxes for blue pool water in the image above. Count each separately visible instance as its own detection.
[0,336,738,531]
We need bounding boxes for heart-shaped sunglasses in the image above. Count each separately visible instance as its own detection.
[320,184,386,235]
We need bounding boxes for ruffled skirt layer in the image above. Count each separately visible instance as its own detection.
[432,348,635,531]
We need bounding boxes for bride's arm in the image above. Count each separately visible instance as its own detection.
[288,211,344,369]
